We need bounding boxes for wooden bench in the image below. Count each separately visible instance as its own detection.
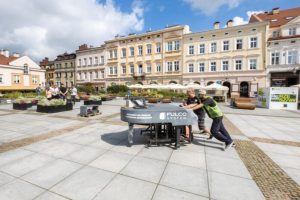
[233,97,256,110]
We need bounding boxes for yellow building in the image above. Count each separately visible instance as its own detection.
[0,50,45,92]
[104,25,190,86]
[39,57,55,87]
[54,53,76,88]
[182,21,269,97]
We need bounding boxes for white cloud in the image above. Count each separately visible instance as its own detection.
[183,0,242,16]
[232,10,264,26]
[0,0,144,61]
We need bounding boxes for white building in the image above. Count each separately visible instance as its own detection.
[0,49,45,92]
[75,44,106,91]
[250,7,300,87]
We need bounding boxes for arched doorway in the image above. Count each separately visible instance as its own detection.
[222,81,231,97]
[150,81,157,85]
[169,81,177,84]
[240,82,249,97]
[207,81,214,86]
[194,81,200,85]
[137,81,143,85]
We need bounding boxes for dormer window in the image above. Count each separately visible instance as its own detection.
[24,64,29,74]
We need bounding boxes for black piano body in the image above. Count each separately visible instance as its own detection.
[120,104,197,148]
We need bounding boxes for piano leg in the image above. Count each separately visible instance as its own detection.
[175,127,181,149]
[128,123,134,147]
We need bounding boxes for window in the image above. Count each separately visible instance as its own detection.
[249,59,257,70]
[271,52,280,65]
[64,63,68,68]
[95,71,98,79]
[199,63,205,72]
[147,63,151,73]
[222,61,229,71]
[109,67,113,75]
[24,64,29,74]
[188,63,194,73]
[174,61,179,71]
[138,45,143,55]
[109,50,113,59]
[113,49,117,58]
[167,62,173,71]
[114,66,118,74]
[84,58,87,66]
[147,44,152,54]
[89,57,92,66]
[89,72,93,80]
[100,56,104,64]
[95,57,98,65]
[138,65,143,74]
[78,59,82,66]
[167,42,173,51]
[156,43,161,53]
[14,75,20,84]
[0,74,3,83]
[130,64,134,74]
[174,41,180,51]
[288,51,297,64]
[130,47,134,56]
[289,27,296,36]
[189,45,194,55]
[122,48,126,58]
[70,62,73,68]
[223,41,229,51]
[32,76,38,84]
[199,44,205,54]
[250,37,257,48]
[272,31,279,38]
[65,72,68,78]
[122,65,126,74]
[70,72,73,77]
[235,60,242,70]
[211,42,217,53]
[156,63,161,72]
[236,39,243,50]
[210,62,216,71]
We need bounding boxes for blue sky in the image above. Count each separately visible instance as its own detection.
[114,0,300,33]
[1,0,299,60]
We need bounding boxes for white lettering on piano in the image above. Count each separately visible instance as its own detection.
[125,113,152,119]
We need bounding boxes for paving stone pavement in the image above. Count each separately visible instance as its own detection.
[0,100,299,199]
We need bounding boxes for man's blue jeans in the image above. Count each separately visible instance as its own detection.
[210,116,233,145]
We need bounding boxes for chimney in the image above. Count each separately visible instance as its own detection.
[227,20,233,28]
[3,50,9,57]
[13,52,20,58]
[213,21,220,29]
[272,7,279,14]
[78,44,88,51]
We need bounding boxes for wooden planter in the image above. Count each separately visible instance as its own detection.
[147,98,159,103]
[101,96,114,101]
[36,105,66,113]
[13,103,33,110]
[84,100,102,105]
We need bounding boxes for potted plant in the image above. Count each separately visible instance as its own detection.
[13,97,33,110]
[37,99,67,113]
[84,95,102,105]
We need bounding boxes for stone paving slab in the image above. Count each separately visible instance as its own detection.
[93,175,157,200]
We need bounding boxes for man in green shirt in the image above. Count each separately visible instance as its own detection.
[192,90,234,150]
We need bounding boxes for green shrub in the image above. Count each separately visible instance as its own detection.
[107,85,129,94]
[77,83,95,94]
[38,99,66,106]
[3,92,23,99]
[14,97,32,104]
[88,95,102,101]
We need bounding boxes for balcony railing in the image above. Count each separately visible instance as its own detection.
[132,72,146,77]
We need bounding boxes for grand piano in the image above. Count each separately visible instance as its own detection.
[120,100,198,148]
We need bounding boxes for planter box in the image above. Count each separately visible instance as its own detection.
[66,102,73,111]
[84,100,102,105]
[36,105,66,113]
[101,96,114,101]
[13,103,33,110]
[147,98,159,103]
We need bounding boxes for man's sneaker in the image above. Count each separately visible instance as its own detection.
[207,134,213,140]
[224,141,234,151]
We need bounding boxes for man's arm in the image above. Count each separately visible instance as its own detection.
[192,103,204,110]
[182,103,198,109]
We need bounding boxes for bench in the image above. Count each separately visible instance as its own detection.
[232,97,256,110]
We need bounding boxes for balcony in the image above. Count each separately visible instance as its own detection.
[132,72,146,77]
